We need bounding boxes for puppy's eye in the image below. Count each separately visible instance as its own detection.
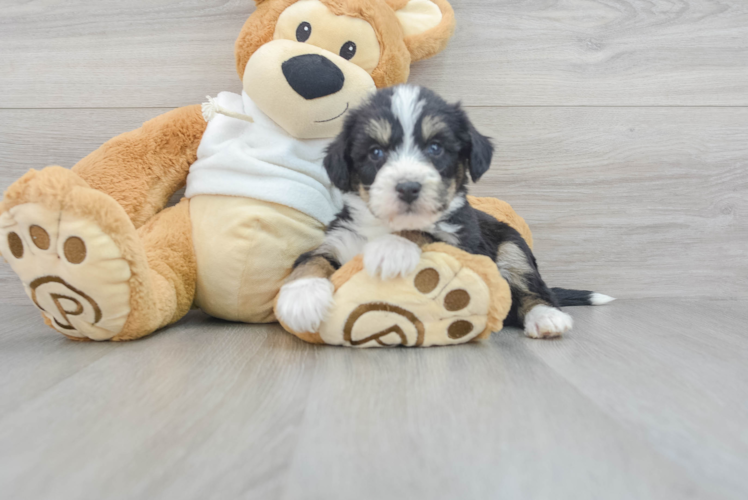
[426,141,444,157]
[296,22,312,42]
[340,41,357,60]
[369,147,385,162]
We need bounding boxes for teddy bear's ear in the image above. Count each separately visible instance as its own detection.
[391,0,456,62]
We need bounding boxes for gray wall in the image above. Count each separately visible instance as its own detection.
[2,0,747,303]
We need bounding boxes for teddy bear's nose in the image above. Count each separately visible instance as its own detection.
[282,54,345,100]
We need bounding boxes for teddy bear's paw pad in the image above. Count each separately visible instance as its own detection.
[0,203,132,340]
[319,251,494,348]
[339,303,425,347]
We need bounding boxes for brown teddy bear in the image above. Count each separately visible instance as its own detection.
[0,0,531,346]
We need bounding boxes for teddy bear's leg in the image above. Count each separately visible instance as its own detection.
[189,195,326,325]
[120,197,196,341]
[72,105,207,229]
[0,167,196,341]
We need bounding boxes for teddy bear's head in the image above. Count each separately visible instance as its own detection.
[234,0,455,139]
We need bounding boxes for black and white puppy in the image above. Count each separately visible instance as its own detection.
[276,85,613,337]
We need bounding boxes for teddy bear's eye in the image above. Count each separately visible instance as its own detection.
[340,41,357,60]
[296,22,312,43]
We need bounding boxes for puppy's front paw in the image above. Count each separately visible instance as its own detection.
[524,305,573,339]
[276,278,334,333]
[363,234,422,280]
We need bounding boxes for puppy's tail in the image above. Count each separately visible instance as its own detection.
[551,288,616,307]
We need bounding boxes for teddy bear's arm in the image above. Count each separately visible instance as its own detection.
[71,105,207,228]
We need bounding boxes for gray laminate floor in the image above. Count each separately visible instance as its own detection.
[2,1,748,499]
[1,299,746,500]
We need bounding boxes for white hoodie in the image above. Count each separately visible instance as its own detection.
[185,91,343,225]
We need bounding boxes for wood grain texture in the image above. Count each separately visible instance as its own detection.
[0,0,247,109]
[0,310,319,500]
[1,0,747,108]
[2,1,747,499]
[430,0,748,106]
[468,106,748,299]
[0,300,746,500]
[2,107,746,302]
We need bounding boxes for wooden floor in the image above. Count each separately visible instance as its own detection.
[0,300,747,500]
[1,1,748,499]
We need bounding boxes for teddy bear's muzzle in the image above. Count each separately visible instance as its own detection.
[243,39,376,140]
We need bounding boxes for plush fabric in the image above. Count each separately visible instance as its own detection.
[274,0,382,73]
[0,198,132,340]
[0,167,197,342]
[394,0,455,63]
[131,198,197,341]
[278,242,511,348]
[190,195,325,323]
[0,0,532,347]
[72,105,207,229]
[236,0,456,89]
[277,197,529,347]
[186,92,342,225]
[242,38,377,139]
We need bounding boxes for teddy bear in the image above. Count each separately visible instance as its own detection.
[0,0,533,346]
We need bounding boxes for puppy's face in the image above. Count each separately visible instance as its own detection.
[325,85,494,231]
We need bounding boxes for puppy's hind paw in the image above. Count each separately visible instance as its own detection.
[363,234,422,280]
[524,305,573,339]
[276,278,335,334]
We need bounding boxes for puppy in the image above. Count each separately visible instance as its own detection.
[276,85,613,338]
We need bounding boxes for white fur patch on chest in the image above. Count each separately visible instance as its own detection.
[322,193,467,265]
[322,195,389,264]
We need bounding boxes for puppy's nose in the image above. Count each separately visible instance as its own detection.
[396,182,422,204]
[282,54,345,100]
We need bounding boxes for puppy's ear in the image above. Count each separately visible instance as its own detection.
[324,132,352,191]
[454,103,493,183]
[467,123,494,182]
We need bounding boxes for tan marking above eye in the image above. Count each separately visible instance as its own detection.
[29,225,50,250]
[358,184,371,203]
[444,289,471,311]
[64,237,87,264]
[366,119,392,145]
[8,232,24,259]
[421,115,447,141]
[414,268,440,294]
[448,320,474,340]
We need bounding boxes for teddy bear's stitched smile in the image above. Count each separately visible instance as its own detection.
[315,103,350,123]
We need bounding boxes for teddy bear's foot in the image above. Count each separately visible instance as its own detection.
[284,243,512,348]
[0,167,157,341]
[0,202,132,340]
